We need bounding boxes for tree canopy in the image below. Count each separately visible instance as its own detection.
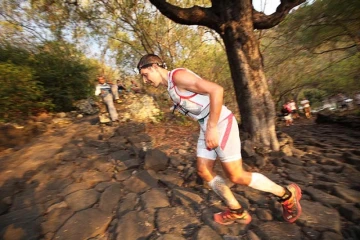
[261,0,360,107]
[0,0,358,123]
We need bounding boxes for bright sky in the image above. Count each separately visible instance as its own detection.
[252,0,281,14]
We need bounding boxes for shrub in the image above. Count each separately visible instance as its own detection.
[0,62,53,121]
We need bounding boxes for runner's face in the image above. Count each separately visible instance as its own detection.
[140,66,161,87]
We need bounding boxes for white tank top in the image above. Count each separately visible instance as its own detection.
[167,68,231,121]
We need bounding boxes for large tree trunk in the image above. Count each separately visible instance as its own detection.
[221,22,279,151]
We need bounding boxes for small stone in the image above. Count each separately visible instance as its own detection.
[177,165,185,171]
[3,197,12,205]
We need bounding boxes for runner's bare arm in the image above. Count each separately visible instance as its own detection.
[173,69,223,149]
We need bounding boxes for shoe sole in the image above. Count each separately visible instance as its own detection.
[213,211,252,226]
[284,183,302,223]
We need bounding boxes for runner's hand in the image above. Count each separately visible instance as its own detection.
[205,126,219,149]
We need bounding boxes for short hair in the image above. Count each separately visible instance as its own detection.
[137,54,166,72]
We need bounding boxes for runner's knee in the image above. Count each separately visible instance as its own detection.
[197,165,214,182]
[228,171,251,185]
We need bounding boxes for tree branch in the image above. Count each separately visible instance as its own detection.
[311,45,356,54]
[276,82,316,106]
[64,0,79,6]
[253,0,306,29]
[148,0,219,30]
[307,53,355,78]
[108,36,143,56]
[0,12,47,42]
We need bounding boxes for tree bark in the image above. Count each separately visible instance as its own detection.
[219,4,279,151]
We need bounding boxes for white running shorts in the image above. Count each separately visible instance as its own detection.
[197,113,241,162]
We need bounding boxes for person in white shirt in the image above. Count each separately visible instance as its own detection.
[300,98,311,119]
[95,76,119,122]
[288,100,299,119]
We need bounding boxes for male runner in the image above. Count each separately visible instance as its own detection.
[137,54,302,225]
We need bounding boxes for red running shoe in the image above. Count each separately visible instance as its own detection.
[214,209,252,225]
[281,183,302,223]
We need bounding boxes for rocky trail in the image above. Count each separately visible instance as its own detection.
[0,96,360,240]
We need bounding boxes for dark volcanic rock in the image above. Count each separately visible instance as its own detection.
[254,222,302,240]
[156,207,200,236]
[298,200,341,233]
[116,210,154,240]
[53,208,112,240]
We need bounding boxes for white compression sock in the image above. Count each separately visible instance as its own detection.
[208,175,241,209]
[248,172,285,197]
